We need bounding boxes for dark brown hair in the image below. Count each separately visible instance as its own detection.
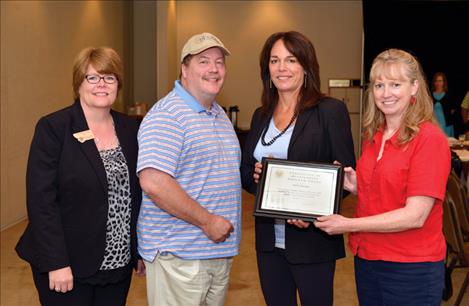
[72,47,123,99]
[431,71,448,92]
[259,31,325,116]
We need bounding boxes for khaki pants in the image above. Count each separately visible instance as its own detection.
[145,253,233,306]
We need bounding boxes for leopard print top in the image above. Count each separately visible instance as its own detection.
[98,145,131,270]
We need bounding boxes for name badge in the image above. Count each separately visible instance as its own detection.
[73,130,95,143]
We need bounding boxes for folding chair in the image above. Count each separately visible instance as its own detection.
[443,192,469,306]
[447,170,469,242]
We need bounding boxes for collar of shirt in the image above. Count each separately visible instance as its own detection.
[432,92,446,101]
[174,80,220,116]
[372,126,401,151]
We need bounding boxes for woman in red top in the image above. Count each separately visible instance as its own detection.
[315,49,451,306]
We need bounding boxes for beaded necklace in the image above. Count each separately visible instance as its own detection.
[261,113,297,146]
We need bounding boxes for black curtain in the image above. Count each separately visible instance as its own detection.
[363,0,469,105]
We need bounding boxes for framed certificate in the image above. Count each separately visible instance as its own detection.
[254,158,344,222]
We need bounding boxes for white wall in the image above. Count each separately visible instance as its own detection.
[133,0,157,106]
[156,0,178,99]
[1,0,363,229]
[174,1,363,130]
[1,0,130,229]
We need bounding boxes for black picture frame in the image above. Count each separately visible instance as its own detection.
[254,157,344,222]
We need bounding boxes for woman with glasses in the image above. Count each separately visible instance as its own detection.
[16,47,144,306]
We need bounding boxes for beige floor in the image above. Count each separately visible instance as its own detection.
[1,192,468,306]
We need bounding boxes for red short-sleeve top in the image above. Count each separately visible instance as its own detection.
[349,121,451,262]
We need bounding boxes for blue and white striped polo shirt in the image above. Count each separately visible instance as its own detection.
[137,80,241,262]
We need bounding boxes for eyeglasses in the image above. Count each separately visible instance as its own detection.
[85,74,117,84]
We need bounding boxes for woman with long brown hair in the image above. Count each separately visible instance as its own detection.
[241,31,355,306]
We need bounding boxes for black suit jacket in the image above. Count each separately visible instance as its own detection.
[432,91,464,135]
[241,98,356,264]
[16,100,142,278]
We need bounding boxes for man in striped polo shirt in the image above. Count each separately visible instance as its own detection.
[137,32,241,306]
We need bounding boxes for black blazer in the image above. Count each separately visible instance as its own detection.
[16,100,142,278]
[432,91,463,135]
[433,91,458,126]
[241,98,356,264]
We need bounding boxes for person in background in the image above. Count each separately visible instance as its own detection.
[459,90,469,131]
[15,47,144,306]
[137,32,241,306]
[315,49,451,306]
[431,71,460,137]
[241,31,355,306]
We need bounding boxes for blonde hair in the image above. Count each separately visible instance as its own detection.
[72,47,123,99]
[362,49,435,145]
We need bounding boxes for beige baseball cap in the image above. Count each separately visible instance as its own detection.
[180,32,231,62]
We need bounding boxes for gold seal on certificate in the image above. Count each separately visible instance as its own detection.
[254,157,344,221]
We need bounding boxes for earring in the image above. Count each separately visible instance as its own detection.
[269,78,272,89]
[410,95,416,105]
[304,73,307,88]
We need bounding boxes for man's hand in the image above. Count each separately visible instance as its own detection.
[201,215,234,243]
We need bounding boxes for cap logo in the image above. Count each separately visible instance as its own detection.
[196,34,221,45]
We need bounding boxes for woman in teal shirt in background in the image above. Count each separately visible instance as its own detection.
[431,71,461,137]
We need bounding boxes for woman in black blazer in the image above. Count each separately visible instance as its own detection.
[241,31,355,306]
[16,47,143,306]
